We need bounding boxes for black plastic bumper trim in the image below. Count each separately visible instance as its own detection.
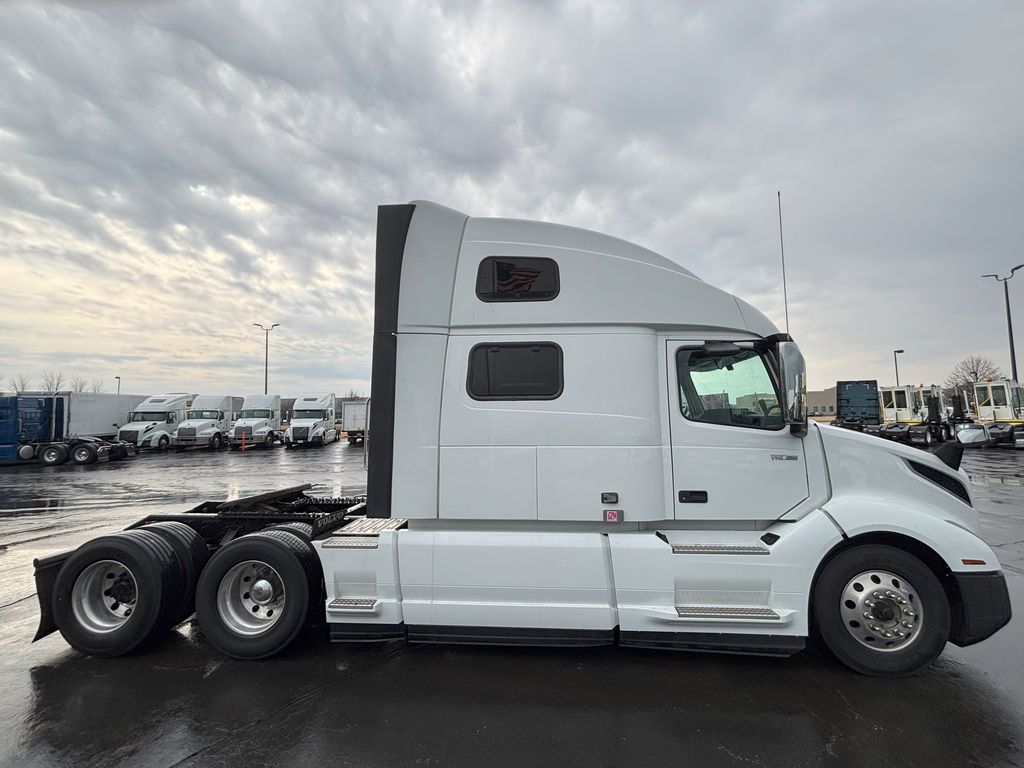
[949,570,1012,647]
[619,631,805,657]
[329,622,406,642]
[407,625,614,647]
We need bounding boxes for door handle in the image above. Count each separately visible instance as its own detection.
[362,398,370,471]
[678,490,708,504]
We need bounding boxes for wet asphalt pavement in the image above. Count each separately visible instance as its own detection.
[0,443,1022,768]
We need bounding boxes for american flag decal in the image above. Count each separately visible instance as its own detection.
[496,260,542,293]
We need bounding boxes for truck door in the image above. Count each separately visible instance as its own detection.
[667,340,809,520]
[0,396,17,462]
[990,383,1014,421]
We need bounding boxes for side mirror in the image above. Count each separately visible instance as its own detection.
[776,341,808,437]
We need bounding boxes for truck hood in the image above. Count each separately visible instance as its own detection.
[289,419,324,428]
[235,418,272,429]
[177,419,219,433]
[817,423,980,534]
[121,422,160,433]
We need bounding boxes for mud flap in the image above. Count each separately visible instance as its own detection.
[32,549,73,641]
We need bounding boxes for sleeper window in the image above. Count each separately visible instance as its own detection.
[476,257,559,302]
[467,343,563,400]
[677,348,784,430]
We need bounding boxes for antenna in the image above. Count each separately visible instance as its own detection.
[777,190,790,334]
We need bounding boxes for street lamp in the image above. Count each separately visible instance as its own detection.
[981,266,1024,382]
[114,376,121,395]
[253,323,279,395]
[893,349,904,386]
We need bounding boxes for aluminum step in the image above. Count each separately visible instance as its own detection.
[337,517,408,535]
[322,536,379,549]
[328,598,379,611]
[675,605,781,620]
[671,544,770,556]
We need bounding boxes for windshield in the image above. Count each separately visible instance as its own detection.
[186,410,221,420]
[130,411,168,422]
[292,409,326,420]
[894,390,908,409]
[240,409,272,419]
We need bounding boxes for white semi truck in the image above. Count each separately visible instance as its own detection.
[171,395,243,450]
[341,400,368,443]
[284,393,338,447]
[972,378,1024,447]
[230,394,283,449]
[867,385,950,446]
[32,202,1010,676]
[117,393,196,451]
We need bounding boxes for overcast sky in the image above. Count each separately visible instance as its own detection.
[2,1,1023,396]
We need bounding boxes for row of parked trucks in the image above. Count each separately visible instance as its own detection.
[0,391,364,465]
[831,379,1024,448]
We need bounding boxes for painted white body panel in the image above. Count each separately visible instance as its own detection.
[341,401,367,433]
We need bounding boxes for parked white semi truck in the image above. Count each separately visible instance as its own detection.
[230,394,283,449]
[172,395,243,450]
[867,385,950,446]
[117,393,196,451]
[32,202,1010,676]
[284,393,338,447]
[341,400,368,443]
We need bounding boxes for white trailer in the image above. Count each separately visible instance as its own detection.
[0,392,146,466]
[230,394,282,448]
[341,400,367,443]
[171,395,243,450]
[32,202,1011,676]
[284,393,338,447]
[117,393,195,451]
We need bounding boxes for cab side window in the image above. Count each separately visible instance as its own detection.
[468,343,563,400]
[677,348,784,430]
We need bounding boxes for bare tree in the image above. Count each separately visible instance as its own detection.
[40,370,66,391]
[70,375,88,392]
[342,388,366,401]
[944,356,1004,391]
[11,373,31,391]
[90,378,105,393]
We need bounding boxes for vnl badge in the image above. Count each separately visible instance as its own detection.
[604,509,623,523]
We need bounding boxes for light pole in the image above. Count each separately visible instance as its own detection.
[893,349,904,386]
[115,376,121,395]
[253,323,279,395]
[981,266,1024,382]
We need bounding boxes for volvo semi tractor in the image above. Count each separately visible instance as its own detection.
[972,379,1024,448]
[342,400,368,443]
[117,393,195,451]
[172,395,243,450]
[31,202,1010,676]
[230,394,282,448]
[0,392,146,466]
[284,393,338,447]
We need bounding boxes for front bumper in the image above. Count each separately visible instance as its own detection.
[949,571,1012,646]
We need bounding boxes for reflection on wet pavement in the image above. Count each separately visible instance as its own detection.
[0,442,1021,767]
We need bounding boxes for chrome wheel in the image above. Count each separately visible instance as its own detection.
[73,446,91,463]
[216,560,286,636]
[840,570,923,652]
[71,560,138,633]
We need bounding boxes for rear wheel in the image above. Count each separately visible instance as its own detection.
[813,545,950,676]
[71,444,98,465]
[196,530,319,659]
[40,444,68,466]
[144,522,210,625]
[52,530,184,657]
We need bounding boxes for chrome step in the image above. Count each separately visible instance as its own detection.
[322,536,379,549]
[328,598,378,611]
[675,605,780,620]
[671,544,770,556]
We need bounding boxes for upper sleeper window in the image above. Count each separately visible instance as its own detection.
[467,343,563,400]
[476,257,559,302]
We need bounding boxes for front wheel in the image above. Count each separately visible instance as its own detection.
[210,433,223,450]
[157,435,170,451]
[813,544,950,676]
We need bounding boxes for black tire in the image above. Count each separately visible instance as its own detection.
[40,444,69,466]
[157,435,170,451]
[195,530,319,659]
[52,529,183,657]
[71,443,98,465]
[143,522,211,625]
[265,432,274,448]
[813,545,950,676]
[264,521,315,542]
[210,433,223,450]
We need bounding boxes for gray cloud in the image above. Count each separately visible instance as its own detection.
[1,0,1023,395]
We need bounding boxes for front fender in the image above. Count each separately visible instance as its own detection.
[824,496,1000,573]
